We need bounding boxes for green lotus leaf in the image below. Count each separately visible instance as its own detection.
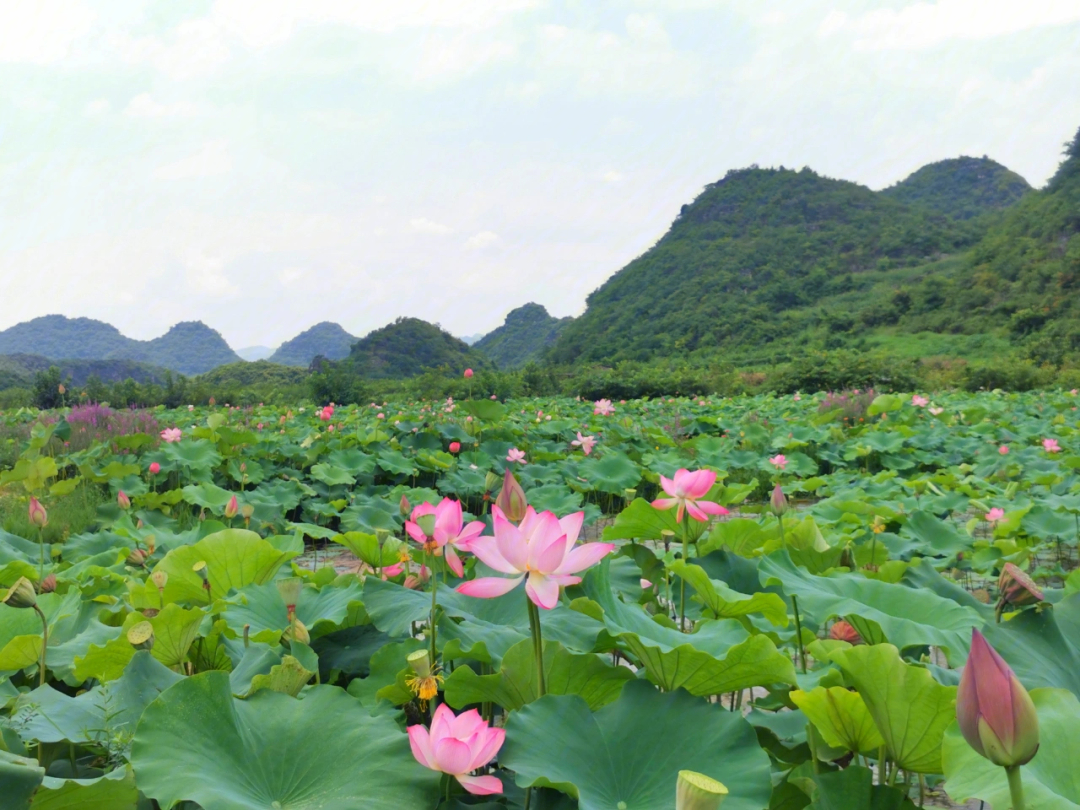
[601,498,684,542]
[310,624,392,680]
[899,511,970,560]
[132,671,439,809]
[759,551,981,663]
[444,638,634,712]
[669,560,789,627]
[808,766,916,810]
[151,529,298,604]
[376,449,417,477]
[0,749,43,809]
[309,463,356,487]
[577,452,641,494]
[223,579,363,643]
[245,655,314,698]
[828,644,956,774]
[699,518,768,556]
[501,680,772,810]
[346,638,425,708]
[460,399,506,423]
[74,604,204,681]
[790,687,884,756]
[160,439,221,470]
[32,768,139,810]
[0,591,83,674]
[331,531,402,567]
[180,481,235,511]
[981,592,1080,697]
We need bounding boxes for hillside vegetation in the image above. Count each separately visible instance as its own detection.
[474,303,572,368]
[343,317,491,379]
[880,155,1031,219]
[269,322,357,366]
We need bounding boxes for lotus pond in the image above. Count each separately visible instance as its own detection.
[1,390,1080,809]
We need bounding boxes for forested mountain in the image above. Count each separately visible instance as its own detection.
[474,303,572,368]
[343,318,490,378]
[0,354,170,390]
[0,316,240,375]
[237,346,275,361]
[269,322,357,367]
[881,156,1031,219]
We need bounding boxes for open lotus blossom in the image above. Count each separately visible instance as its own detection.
[405,498,484,577]
[929,406,944,415]
[651,469,729,523]
[571,432,597,455]
[457,505,615,609]
[506,447,526,464]
[593,398,615,416]
[768,454,787,471]
[985,507,1006,524]
[911,394,929,407]
[1043,438,1061,453]
[160,428,182,443]
[408,704,504,795]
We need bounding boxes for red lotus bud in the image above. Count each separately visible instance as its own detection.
[495,470,528,523]
[28,497,48,529]
[449,441,461,453]
[400,494,411,517]
[117,490,131,510]
[149,462,161,475]
[224,495,239,519]
[957,629,1039,768]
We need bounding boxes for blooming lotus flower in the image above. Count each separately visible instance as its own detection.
[1043,438,1061,453]
[28,497,48,529]
[149,462,161,475]
[457,506,615,609]
[912,394,929,407]
[405,498,484,577]
[160,427,182,443]
[957,629,1039,768]
[652,469,729,523]
[986,508,1006,524]
[408,704,503,795]
[593,399,615,416]
[768,454,788,471]
[506,447,526,464]
[571,432,596,455]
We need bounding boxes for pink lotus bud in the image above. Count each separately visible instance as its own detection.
[117,490,131,510]
[770,483,789,516]
[224,495,239,519]
[495,470,528,523]
[464,368,473,378]
[957,629,1040,768]
[149,462,161,475]
[28,497,48,528]
[449,441,461,453]
[829,620,862,645]
[400,494,411,517]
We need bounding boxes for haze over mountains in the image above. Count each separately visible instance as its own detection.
[3,131,1078,385]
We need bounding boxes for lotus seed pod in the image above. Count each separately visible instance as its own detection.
[415,513,436,538]
[2,577,38,609]
[192,561,209,583]
[127,621,155,651]
[676,770,728,810]
[276,578,304,611]
[407,649,433,679]
[240,503,254,521]
[375,528,391,545]
[151,571,168,591]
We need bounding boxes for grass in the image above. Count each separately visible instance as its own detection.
[0,481,108,544]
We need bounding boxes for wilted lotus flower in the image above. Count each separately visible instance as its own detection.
[39,573,56,594]
[224,495,239,519]
[495,470,528,523]
[117,490,131,510]
[151,570,168,592]
[829,619,862,645]
[770,483,789,516]
[28,497,48,528]
[126,548,148,567]
[408,704,504,795]
[677,770,728,810]
[996,563,1044,621]
[2,577,38,609]
[957,629,1039,768]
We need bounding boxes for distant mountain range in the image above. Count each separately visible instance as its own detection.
[474,303,572,368]
[342,317,491,378]
[269,322,358,367]
[236,346,275,361]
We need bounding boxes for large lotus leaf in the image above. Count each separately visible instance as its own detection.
[74,604,204,681]
[501,680,772,810]
[699,518,768,556]
[0,749,43,809]
[151,529,297,604]
[0,591,83,674]
[942,688,1080,809]
[362,579,478,637]
[577,452,641,494]
[132,671,439,809]
[310,624,392,680]
[160,439,221,471]
[790,687,884,756]
[808,766,916,810]
[308,463,356,487]
[331,532,402,567]
[444,639,634,712]
[669,560,789,627]
[14,651,181,744]
[601,498,705,542]
[982,592,1080,697]
[223,580,363,643]
[828,644,956,774]
[181,481,236,512]
[759,551,980,663]
[899,511,970,560]
[32,769,139,810]
[346,638,425,708]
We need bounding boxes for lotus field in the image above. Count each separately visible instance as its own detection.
[4,389,1080,809]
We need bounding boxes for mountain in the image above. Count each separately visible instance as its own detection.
[343,317,490,379]
[269,322,357,367]
[237,346,276,361]
[197,360,309,388]
[0,316,240,375]
[881,156,1031,220]
[459,333,485,346]
[0,354,170,390]
[548,165,983,364]
[474,303,573,368]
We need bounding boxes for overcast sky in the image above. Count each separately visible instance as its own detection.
[1,1,1078,349]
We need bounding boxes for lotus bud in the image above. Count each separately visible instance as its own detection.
[2,577,38,609]
[126,548,148,567]
[151,570,168,592]
[276,577,304,618]
[400,494,411,517]
[117,490,131,510]
[495,470,528,523]
[770,483,789,517]
[28,497,48,528]
[57,384,65,395]
[676,770,728,810]
[484,471,500,492]
[463,368,473,379]
[997,563,1044,611]
[39,573,56,594]
[149,462,161,475]
[829,619,862,645]
[283,615,310,646]
[127,621,155,651]
[224,495,239,519]
[957,629,1040,768]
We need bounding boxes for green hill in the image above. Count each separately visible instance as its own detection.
[0,353,170,390]
[269,322,357,367]
[881,156,1031,220]
[474,303,573,368]
[0,316,240,375]
[344,317,491,379]
[197,360,309,388]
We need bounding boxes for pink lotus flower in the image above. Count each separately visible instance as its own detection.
[1043,438,1061,453]
[912,394,929,407]
[593,399,615,416]
[28,497,48,528]
[148,462,161,475]
[224,495,239,519]
[768,454,788,471]
[464,368,474,379]
[449,441,461,453]
[571,432,596,455]
[377,413,385,419]
[986,508,1006,524]
[160,428,182,443]
[999,445,1009,455]
[408,704,504,795]
[929,407,944,416]
[457,506,615,609]
[793,393,801,401]
[651,469,729,523]
[405,498,484,577]
[506,448,526,464]
[117,490,131,510]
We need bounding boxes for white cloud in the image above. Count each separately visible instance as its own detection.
[409,217,454,235]
[820,1,1080,50]
[154,141,233,181]
[465,230,499,249]
[602,170,624,183]
[107,19,231,79]
[186,254,238,296]
[278,267,305,285]
[84,98,110,116]
[124,93,199,118]
[0,0,94,63]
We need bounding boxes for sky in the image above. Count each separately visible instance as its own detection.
[1,1,1079,350]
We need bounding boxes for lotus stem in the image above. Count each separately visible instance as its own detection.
[32,604,48,688]
[428,553,438,672]
[527,597,546,697]
[791,594,806,673]
[38,526,45,582]
[680,518,690,631]
[777,512,785,546]
[1006,765,1025,810]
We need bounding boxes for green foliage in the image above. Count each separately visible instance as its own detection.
[475,303,573,369]
[880,156,1031,220]
[344,317,491,379]
[269,321,358,367]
